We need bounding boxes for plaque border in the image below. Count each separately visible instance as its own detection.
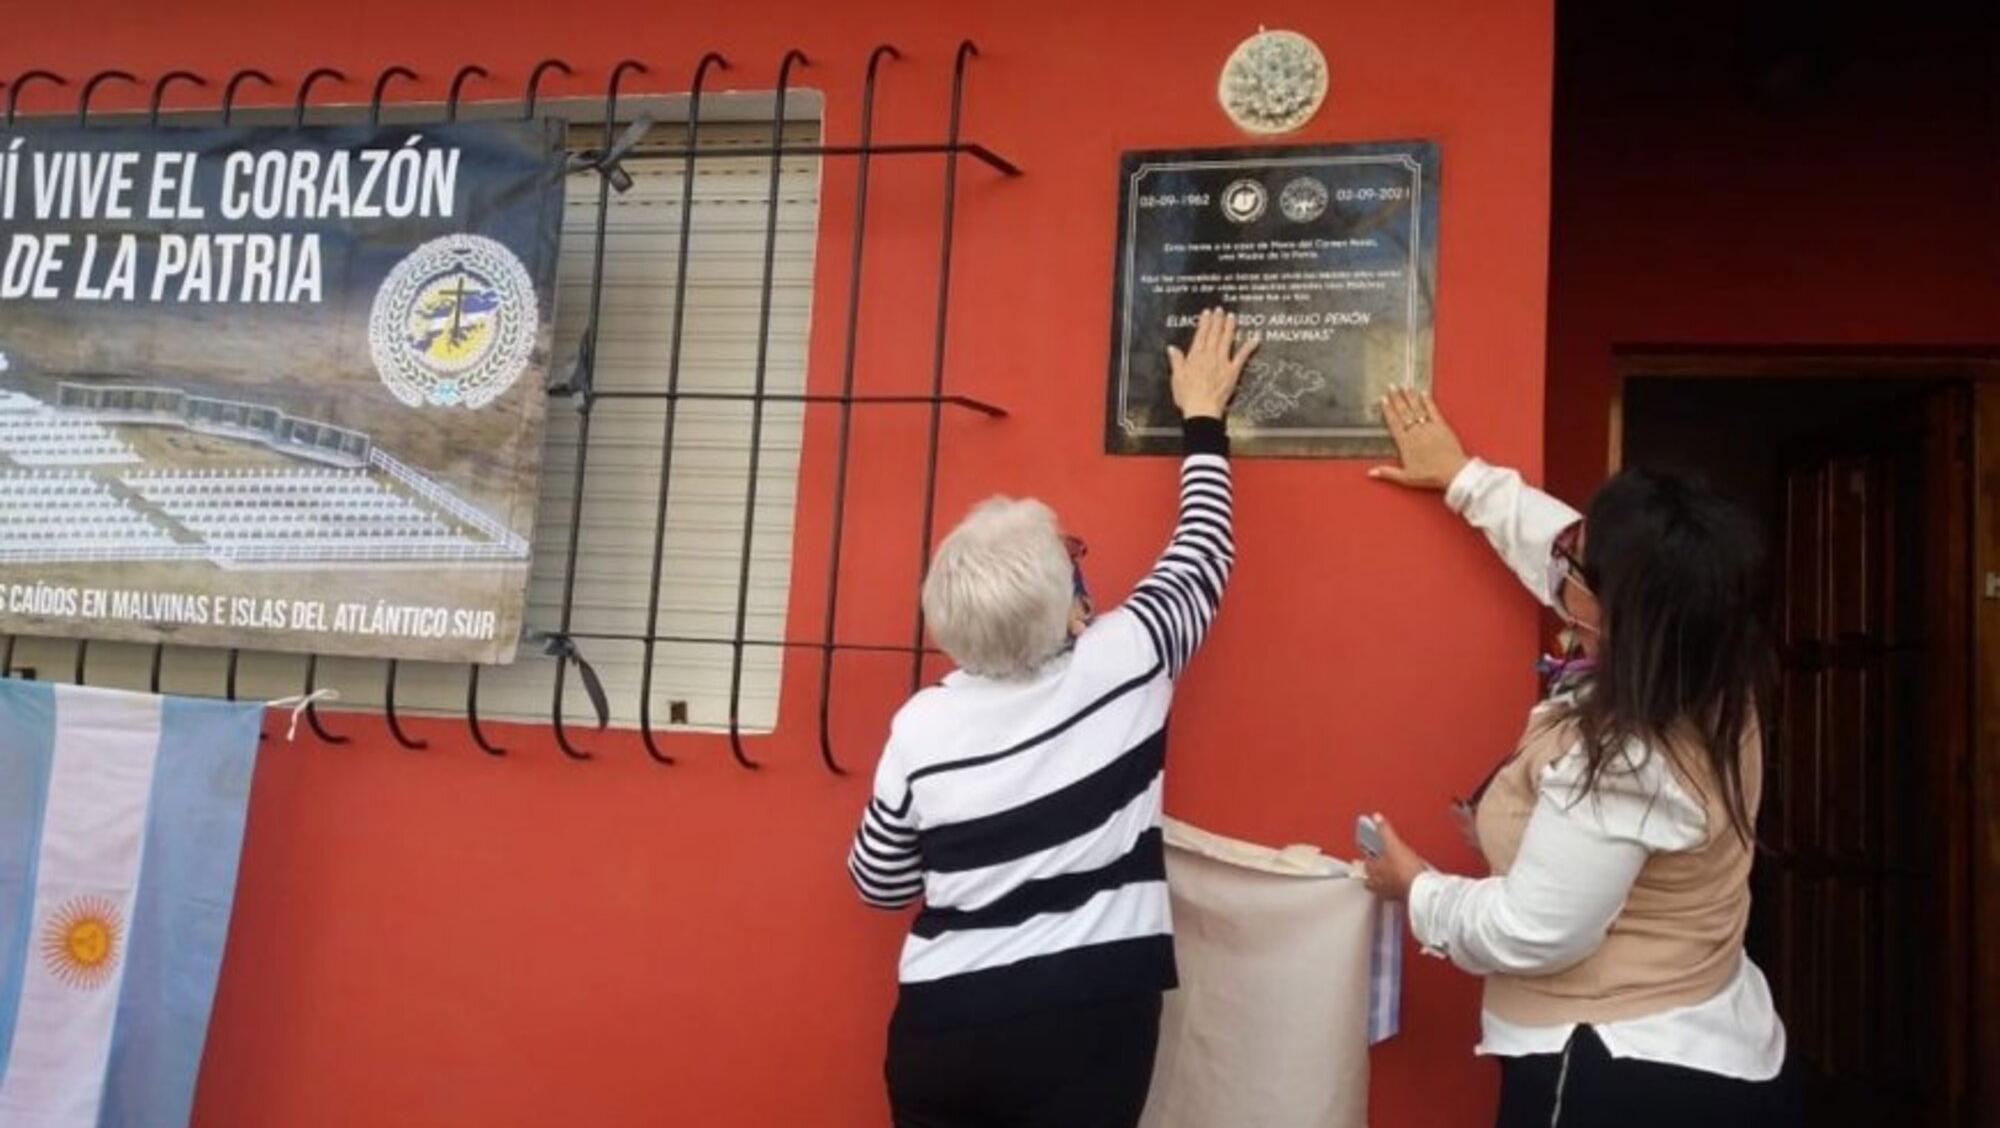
[1106,141,1440,456]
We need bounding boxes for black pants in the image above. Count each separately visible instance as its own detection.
[1496,1026,1801,1128]
[885,993,1162,1128]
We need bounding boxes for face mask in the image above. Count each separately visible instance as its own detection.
[1548,550,1600,647]
[1556,621,1595,656]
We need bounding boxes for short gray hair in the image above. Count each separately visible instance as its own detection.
[922,496,1073,680]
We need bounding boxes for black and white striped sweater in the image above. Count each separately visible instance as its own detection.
[848,417,1233,1031]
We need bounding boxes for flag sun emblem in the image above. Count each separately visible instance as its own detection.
[368,234,539,410]
[40,895,123,991]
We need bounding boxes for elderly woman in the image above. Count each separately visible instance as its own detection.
[848,309,1257,1128]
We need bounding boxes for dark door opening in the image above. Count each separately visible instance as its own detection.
[1621,375,1975,1126]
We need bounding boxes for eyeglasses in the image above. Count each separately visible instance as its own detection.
[1062,535,1093,622]
[1550,522,1600,628]
[1552,522,1592,591]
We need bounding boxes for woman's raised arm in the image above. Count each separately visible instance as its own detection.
[1369,387,1581,609]
[1122,309,1256,677]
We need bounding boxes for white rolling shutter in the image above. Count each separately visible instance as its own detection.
[19,115,821,735]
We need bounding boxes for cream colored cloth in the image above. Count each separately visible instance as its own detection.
[1143,818,1377,1128]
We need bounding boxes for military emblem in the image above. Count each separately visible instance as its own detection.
[1221,179,1268,224]
[1280,177,1329,223]
[368,235,538,409]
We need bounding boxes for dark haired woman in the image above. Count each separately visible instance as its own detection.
[1359,388,1798,1127]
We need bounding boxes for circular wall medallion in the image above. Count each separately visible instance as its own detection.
[369,235,539,409]
[1219,29,1330,134]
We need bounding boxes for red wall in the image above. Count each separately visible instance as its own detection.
[1544,5,2000,500]
[3,3,1554,1124]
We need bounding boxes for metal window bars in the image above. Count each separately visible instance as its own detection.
[0,46,1019,774]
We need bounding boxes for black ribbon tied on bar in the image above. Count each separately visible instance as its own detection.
[530,630,610,731]
[564,113,654,193]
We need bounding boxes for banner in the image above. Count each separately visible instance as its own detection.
[0,678,263,1128]
[0,121,565,663]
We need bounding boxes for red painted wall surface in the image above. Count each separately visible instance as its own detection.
[3,2,1553,1124]
[1545,4,2000,500]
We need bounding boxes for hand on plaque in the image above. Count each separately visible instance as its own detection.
[1369,386,1469,491]
[1166,307,1259,421]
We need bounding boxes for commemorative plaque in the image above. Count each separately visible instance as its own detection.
[1107,141,1439,457]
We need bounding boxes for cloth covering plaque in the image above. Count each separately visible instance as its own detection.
[1141,818,1386,1128]
[1107,141,1439,458]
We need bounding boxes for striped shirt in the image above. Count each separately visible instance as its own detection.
[848,417,1233,1031]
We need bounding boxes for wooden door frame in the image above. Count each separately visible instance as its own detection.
[1607,347,2000,470]
[1974,386,2000,1128]
[1608,347,2000,1126]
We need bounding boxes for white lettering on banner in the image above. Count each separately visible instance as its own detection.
[3,584,498,642]
[145,152,205,220]
[72,235,140,301]
[2,134,461,304]
[25,151,141,220]
[0,137,24,220]
[1,232,69,299]
[216,137,458,222]
[147,233,323,304]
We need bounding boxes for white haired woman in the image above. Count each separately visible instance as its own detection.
[848,309,1258,1128]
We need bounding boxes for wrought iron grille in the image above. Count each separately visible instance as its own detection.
[0,46,1020,775]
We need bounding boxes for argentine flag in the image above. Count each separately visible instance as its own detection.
[0,679,261,1128]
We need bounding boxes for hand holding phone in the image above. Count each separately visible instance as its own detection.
[1355,814,1386,858]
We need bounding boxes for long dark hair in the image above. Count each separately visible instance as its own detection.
[1566,469,1772,843]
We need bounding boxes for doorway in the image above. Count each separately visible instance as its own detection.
[1619,372,1978,1125]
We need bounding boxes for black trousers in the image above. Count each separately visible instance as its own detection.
[885,993,1162,1128]
[1495,1026,1801,1128]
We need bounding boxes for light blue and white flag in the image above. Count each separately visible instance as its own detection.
[0,678,262,1128]
[1367,898,1403,1045]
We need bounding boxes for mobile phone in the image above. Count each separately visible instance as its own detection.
[1355,814,1386,858]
